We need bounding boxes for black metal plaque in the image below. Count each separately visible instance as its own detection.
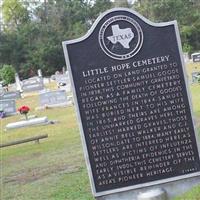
[63,8,200,196]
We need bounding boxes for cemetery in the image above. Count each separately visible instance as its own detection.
[1,62,200,200]
[0,1,200,200]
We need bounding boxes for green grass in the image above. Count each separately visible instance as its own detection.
[0,92,94,200]
[1,73,200,200]
[186,62,200,80]
[175,185,200,200]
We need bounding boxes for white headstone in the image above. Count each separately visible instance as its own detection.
[22,76,44,92]
[39,90,70,107]
[15,73,22,92]
[191,72,200,83]
[0,99,16,116]
[0,91,21,100]
[183,52,189,63]
[191,52,200,62]
[38,69,42,77]
[0,84,4,95]
[62,67,66,74]
[55,73,71,92]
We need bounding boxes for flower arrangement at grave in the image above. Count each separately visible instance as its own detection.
[18,105,30,120]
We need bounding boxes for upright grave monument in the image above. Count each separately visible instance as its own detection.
[22,76,44,92]
[55,74,68,85]
[191,72,200,83]
[63,8,200,199]
[191,52,200,63]
[38,69,42,77]
[0,91,21,100]
[39,90,71,107]
[0,99,16,116]
[55,73,71,92]
[0,84,3,95]
[15,73,22,92]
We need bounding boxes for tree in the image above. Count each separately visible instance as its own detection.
[0,28,28,74]
[0,65,16,84]
[0,0,113,78]
[114,0,130,8]
[22,0,112,76]
[1,0,30,30]
[133,0,200,53]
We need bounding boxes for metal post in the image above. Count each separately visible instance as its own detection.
[137,189,167,200]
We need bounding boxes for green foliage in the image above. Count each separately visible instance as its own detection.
[1,93,93,199]
[0,0,112,79]
[0,64,16,84]
[1,0,30,30]
[1,0,200,78]
[89,0,112,21]
[133,0,200,53]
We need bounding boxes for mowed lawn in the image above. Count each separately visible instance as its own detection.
[1,86,94,200]
[1,63,200,200]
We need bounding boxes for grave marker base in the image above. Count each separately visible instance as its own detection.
[6,117,49,130]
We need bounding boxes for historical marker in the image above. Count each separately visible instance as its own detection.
[63,8,200,197]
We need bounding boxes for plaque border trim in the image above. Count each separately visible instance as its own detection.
[62,7,200,197]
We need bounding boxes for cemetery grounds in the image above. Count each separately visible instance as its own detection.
[1,63,200,200]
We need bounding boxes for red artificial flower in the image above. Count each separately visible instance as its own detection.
[18,106,30,114]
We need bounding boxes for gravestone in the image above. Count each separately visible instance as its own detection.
[0,84,3,95]
[38,69,42,77]
[15,73,22,92]
[22,76,44,92]
[191,52,200,62]
[63,8,200,199]
[55,74,69,85]
[0,99,16,116]
[9,83,17,91]
[62,67,66,74]
[0,91,21,100]
[55,73,71,92]
[43,77,51,84]
[39,90,70,107]
[191,72,200,83]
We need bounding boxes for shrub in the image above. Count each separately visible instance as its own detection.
[0,65,16,85]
